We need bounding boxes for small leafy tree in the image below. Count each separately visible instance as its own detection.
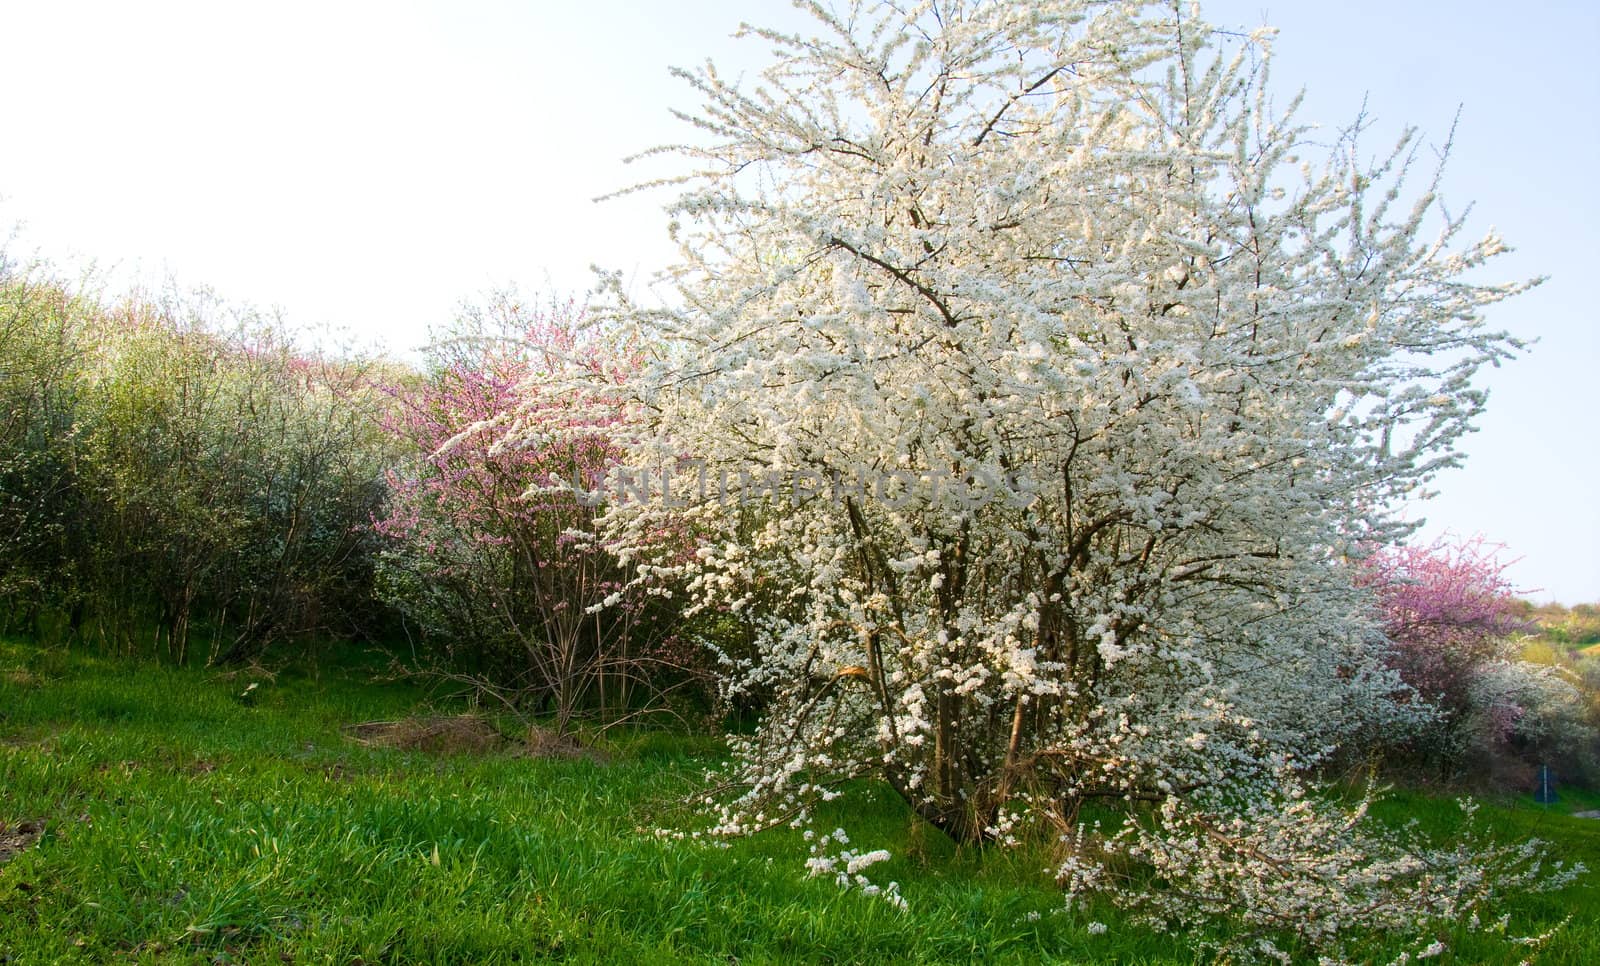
[204,332,395,665]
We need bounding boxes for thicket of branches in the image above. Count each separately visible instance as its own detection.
[0,258,699,727]
[0,258,392,665]
[370,296,705,734]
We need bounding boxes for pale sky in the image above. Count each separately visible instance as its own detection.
[1,1,1595,603]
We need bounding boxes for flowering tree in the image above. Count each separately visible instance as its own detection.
[1364,536,1598,780]
[374,297,690,734]
[522,0,1569,953]
[1362,537,1525,728]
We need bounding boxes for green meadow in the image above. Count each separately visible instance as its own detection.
[2,638,1597,965]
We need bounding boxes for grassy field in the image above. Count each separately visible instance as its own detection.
[2,638,1597,964]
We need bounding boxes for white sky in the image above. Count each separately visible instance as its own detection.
[1,0,1595,603]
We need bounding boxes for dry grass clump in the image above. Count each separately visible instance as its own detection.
[1,669,41,689]
[341,715,608,762]
[342,715,506,755]
[520,725,608,764]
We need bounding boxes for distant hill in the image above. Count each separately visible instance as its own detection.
[1515,601,1600,652]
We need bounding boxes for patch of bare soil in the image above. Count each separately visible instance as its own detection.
[184,758,218,776]
[342,715,507,755]
[0,819,43,865]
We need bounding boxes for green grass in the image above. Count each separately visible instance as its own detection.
[2,638,1597,964]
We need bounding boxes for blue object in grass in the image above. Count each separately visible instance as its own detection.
[1534,764,1559,805]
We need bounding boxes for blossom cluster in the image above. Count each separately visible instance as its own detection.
[498,0,1567,957]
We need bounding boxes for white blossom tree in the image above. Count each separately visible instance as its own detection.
[520,0,1572,954]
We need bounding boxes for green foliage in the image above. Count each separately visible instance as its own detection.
[1519,600,1600,649]
[1,637,1595,964]
[0,257,396,665]
[0,259,92,625]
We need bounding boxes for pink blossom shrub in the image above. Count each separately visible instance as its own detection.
[1362,536,1596,783]
[1361,536,1526,726]
[372,296,695,733]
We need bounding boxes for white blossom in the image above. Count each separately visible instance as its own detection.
[507,0,1561,956]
